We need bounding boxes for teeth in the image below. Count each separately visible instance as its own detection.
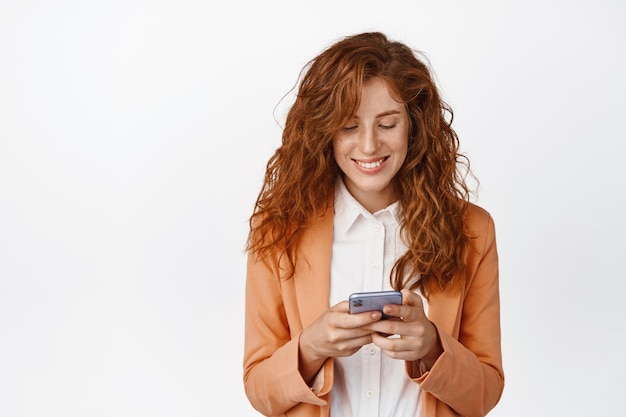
[356,158,384,169]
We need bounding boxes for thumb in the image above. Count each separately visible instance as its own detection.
[330,300,350,313]
[401,288,425,309]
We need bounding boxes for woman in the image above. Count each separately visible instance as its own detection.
[243,32,504,417]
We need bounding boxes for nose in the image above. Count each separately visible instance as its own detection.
[359,126,380,154]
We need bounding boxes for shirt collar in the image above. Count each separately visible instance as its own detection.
[334,177,402,234]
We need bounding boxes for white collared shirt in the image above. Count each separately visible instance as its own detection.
[329,178,427,417]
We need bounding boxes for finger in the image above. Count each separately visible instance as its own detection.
[370,333,425,361]
[367,315,432,342]
[371,332,403,347]
[328,325,376,343]
[365,318,406,336]
[382,290,425,321]
[330,300,351,313]
[380,303,404,319]
[332,333,375,357]
[338,310,382,329]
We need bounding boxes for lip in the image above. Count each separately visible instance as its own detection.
[352,156,389,172]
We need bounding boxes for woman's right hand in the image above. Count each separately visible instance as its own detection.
[298,301,382,383]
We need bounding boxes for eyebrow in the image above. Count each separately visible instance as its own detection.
[352,110,402,119]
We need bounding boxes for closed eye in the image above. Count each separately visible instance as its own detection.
[342,125,358,132]
[380,124,396,129]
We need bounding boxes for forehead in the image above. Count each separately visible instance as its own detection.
[355,77,406,114]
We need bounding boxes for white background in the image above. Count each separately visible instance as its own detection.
[1,0,625,416]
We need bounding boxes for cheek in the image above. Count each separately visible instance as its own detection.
[331,137,347,160]
[331,143,344,171]
[394,135,409,159]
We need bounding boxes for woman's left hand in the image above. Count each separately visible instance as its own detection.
[364,289,443,369]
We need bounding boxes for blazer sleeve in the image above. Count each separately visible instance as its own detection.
[243,251,331,416]
[414,210,505,417]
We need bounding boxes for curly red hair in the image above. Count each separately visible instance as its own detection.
[248,32,474,295]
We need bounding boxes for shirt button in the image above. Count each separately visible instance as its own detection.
[371,264,379,271]
[366,390,374,398]
[368,346,376,355]
[373,225,381,232]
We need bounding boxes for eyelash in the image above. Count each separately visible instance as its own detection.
[341,124,396,132]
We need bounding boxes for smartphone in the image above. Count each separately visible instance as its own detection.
[349,290,402,319]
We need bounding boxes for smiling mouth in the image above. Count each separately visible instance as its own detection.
[354,157,387,169]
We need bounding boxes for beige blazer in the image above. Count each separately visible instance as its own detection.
[243,202,504,417]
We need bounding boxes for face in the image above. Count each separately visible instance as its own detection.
[332,77,409,213]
